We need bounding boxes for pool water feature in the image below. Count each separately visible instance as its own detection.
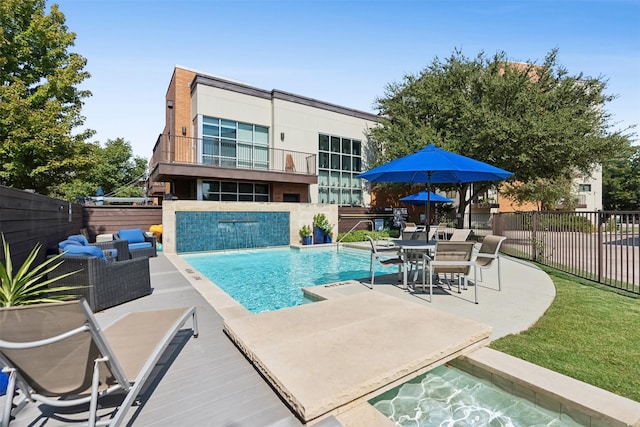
[370,365,582,426]
[181,247,397,313]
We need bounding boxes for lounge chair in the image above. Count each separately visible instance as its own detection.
[365,236,404,288]
[474,235,508,290]
[448,228,471,241]
[113,228,157,258]
[420,241,478,303]
[0,299,198,427]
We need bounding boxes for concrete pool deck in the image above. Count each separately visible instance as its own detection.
[224,292,492,424]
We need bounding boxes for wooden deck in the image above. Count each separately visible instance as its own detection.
[5,254,304,426]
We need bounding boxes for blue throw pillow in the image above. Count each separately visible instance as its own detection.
[118,228,145,244]
[67,234,89,246]
[58,239,82,251]
[62,245,106,260]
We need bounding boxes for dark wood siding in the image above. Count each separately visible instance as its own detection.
[83,206,162,241]
[0,186,82,266]
[0,185,162,266]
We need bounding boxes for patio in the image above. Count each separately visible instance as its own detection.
[4,246,638,426]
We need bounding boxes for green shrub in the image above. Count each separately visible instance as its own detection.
[336,230,396,242]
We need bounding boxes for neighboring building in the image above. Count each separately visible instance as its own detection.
[147,65,603,216]
[147,66,379,205]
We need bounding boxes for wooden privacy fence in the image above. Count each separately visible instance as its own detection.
[0,185,162,268]
[494,211,639,295]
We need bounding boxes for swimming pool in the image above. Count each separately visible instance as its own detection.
[370,365,583,426]
[181,247,397,313]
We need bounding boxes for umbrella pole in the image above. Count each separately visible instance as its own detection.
[425,180,431,241]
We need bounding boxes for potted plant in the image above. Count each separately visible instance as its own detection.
[0,234,81,395]
[1,235,80,307]
[299,225,313,245]
[313,213,330,244]
[322,222,335,244]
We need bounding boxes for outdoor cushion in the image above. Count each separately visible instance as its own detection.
[62,244,106,260]
[67,234,90,246]
[129,242,152,251]
[58,239,83,251]
[118,228,145,244]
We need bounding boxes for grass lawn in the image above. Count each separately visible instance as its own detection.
[490,266,640,402]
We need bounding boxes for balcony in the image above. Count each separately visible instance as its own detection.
[149,134,317,185]
[471,197,499,209]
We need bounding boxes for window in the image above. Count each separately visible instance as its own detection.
[578,184,592,192]
[318,133,363,205]
[201,117,269,169]
[202,180,270,202]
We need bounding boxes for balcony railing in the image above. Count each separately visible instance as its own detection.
[151,134,317,175]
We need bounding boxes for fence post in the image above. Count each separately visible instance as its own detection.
[597,211,603,283]
[532,212,538,262]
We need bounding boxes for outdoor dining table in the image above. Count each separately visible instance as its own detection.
[389,239,438,289]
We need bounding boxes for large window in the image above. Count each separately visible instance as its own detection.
[201,117,268,169]
[202,180,270,202]
[318,133,362,205]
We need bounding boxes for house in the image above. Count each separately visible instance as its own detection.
[147,66,380,205]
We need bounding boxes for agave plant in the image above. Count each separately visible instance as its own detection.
[0,234,81,307]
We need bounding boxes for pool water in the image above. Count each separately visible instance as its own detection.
[181,247,397,313]
[370,365,582,427]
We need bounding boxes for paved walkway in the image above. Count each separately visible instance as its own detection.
[4,245,556,426]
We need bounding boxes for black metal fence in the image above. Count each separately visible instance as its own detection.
[494,211,639,294]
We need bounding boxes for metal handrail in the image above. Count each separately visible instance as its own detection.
[336,220,375,251]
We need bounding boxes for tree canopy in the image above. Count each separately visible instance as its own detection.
[367,49,630,217]
[602,142,640,211]
[0,0,93,194]
[51,138,148,202]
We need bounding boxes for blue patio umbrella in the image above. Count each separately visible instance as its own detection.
[358,144,513,236]
[401,191,453,229]
[400,191,453,205]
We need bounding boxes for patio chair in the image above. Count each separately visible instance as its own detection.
[436,222,449,240]
[0,299,198,427]
[401,222,417,240]
[365,236,404,289]
[474,235,508,290]
[420,241,478,303]
[46,254,152,312]
[113,228,157,258]
[448,228,471,241]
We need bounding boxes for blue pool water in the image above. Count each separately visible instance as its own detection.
[181,247,396,313]
[370,365,582,426]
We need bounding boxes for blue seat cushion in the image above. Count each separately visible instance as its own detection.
[58,239,82,251]
[118,228,145,244]
[62,244,106,260]
[67,234,90,246]
[103,248,118,259]
[129,242,152,251]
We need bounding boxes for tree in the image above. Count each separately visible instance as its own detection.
[0,0,94,194]
[501,176,576,211]
[51,138,148,202]
[368,49,630,222]
[602,142,640,210]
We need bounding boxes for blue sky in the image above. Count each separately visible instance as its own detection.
[52,0,640,157]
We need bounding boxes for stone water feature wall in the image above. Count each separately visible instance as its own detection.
[161,201,339,253]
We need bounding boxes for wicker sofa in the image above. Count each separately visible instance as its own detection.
[47,255,151,312]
